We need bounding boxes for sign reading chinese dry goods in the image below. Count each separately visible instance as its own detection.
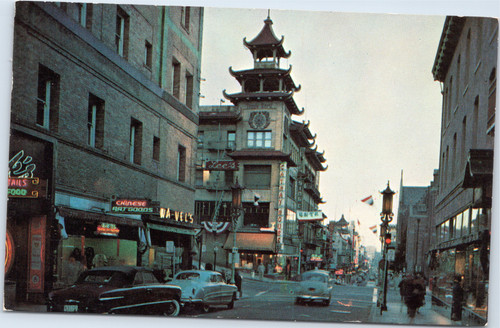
[205,160,239,171]
[111,199,159,214]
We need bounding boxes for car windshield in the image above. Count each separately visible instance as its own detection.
[175,272,200,280]
[77,270,130,287]
[302,274,328,283]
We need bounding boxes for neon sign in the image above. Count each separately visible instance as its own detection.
[159,208,194,224]
[111,199,158,214]
[9,150,36,178]
[96,223,120,236]
[8,177,47,198]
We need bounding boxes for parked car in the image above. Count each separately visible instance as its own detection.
[47,266,181,316]
[170,270,238,312]
[295,270,333,306]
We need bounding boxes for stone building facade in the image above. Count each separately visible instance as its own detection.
[429,16,497,325]
[6,2,203,306]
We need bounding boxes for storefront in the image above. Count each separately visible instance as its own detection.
[52,206,143,288]
[223,232,276,272]
[6,129,54,306]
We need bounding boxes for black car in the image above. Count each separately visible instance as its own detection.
[47,266,181,316]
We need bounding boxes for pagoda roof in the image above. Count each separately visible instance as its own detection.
[222,90,304,115]
[243,17,291,59]
[290,120,316,147]
[337,214,349,227]
[305,146,328,171]
[228,66,301,91]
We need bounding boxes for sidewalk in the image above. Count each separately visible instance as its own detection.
[369,287,461,326]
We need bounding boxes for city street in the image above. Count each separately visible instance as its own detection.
[180,278,375,322]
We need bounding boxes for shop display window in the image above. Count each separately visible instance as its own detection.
[432,249,455,303]
[464,245,488,320]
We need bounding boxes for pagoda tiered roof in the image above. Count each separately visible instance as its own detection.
[243,16,291,60]
[222,89,304,115]
[228,66,301,92]
[290,120,316,147]
[305,146,328,171]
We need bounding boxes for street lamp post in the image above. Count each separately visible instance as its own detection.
[379,181,395,314]
[230,178,244,284]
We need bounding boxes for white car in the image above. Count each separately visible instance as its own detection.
[295,270,333,306]
[170,270,238,312]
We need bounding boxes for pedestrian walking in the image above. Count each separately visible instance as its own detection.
[234,269,242,299]
[451,275,464,321]
[257,260,265,279]
[398,274,407,313]
[404,274,425,323]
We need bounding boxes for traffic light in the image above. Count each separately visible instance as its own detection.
[384,233,392,245]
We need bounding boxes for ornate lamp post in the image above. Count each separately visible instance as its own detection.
[230,178,244,284]
[380,181,395,313]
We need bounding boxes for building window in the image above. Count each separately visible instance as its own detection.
[227,131,236,149]
[225,170,234,186]
[461,116,467,169]
[195,169,203,187]
[88,94,104,148]
[247,131,272,148]
[36,64,60,130]
[487,68,496,135]
[181,7,190,31]
[172,58,181,99]
[185,71,193,108]
[177,145,186,182]
[153,136,160,161]
[129,118,142,165]
[115,7,129,58]
[197,131,204,148]
[288,177,296,199]
[144,41,152,69]
[77,3,92,29]
[472,96,479,147]
[244,165,271,188]
[242,202,269,227]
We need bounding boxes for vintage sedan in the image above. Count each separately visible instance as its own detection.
[170,270,238,312]
[295,270,333,306]
[47,266,181,316]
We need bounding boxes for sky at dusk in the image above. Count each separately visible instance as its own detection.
[198,7,445,249]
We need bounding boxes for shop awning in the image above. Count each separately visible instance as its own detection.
[148,223,201,236]
[223,232,276,253]
[58,206,143,227]
[462,149,494,188]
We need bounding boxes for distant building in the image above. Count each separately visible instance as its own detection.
[430,16,496,325]
[6,2,203,305]
[194,15,327,274]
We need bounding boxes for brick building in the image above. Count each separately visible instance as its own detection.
[6,2,203,306]
[194,15,327,275]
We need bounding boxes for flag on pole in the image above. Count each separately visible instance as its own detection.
[357,219,361,226]
[361,195,374,205]
[369,225,377,234]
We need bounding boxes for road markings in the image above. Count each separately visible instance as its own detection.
[255,290,269,297]
[330,310,351,314]
[372,287,378,303]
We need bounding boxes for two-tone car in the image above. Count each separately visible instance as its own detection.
[47,266,181,316]
[295,270,333,306]
[170,270,238,312]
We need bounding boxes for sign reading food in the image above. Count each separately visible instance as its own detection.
[8,177,47,198]
[111,199,158,214]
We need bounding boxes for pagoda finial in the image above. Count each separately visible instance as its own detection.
[267,9,271,20]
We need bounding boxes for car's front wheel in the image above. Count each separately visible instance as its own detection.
[199,303,210,313]
[162,299,180,317]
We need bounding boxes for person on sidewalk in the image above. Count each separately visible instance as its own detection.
[398,274,407,302]
[257,260,265,279]
[451,275,464,321]
[404,274,425,323]
[234,269,242,299]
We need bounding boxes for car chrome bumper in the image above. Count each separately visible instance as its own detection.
[297,295,329,301]
[180,298,203,305]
